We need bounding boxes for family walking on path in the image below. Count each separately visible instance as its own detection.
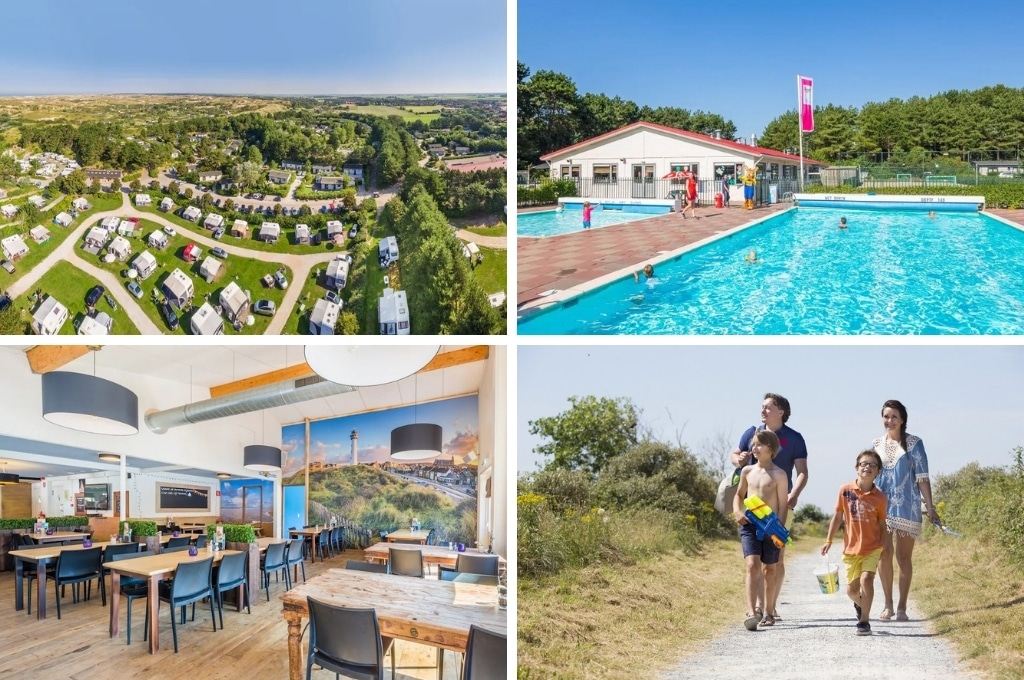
[662,394,977,678]
[729,394,941,636]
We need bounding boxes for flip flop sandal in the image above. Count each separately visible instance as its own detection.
[758,614,775,627]
[879,608,894,620]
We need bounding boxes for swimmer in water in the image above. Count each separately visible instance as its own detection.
[928,211,936,219]
[634,263,655,283]
[839,217,848,229]
[744,250,760,264]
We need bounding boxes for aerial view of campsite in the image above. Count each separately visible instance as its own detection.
[0,4,507,336]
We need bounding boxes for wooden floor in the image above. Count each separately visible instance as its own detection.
[0,548,460,680]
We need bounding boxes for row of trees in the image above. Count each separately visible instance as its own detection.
[400,166,505,218]
[380,187,503,334]
[519,61,1024,168]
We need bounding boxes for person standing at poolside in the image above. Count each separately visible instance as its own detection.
[684,172,699,219]
[731,392,809,621]
[721,174,731,208]
[871,399,940,622]
[582,201,593,230]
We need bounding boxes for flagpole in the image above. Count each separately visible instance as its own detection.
[797,75,804,192]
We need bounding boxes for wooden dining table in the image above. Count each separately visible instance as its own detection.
[363,543,507,573]
[10,541,113,620]
[280,568,507,680]
[287,527,326,562]
[14,531,89,545]
[384,528,430,544]
[107,549,241,654]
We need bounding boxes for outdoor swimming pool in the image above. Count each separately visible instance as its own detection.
[518,203,670,237]
[518,207,1024,335]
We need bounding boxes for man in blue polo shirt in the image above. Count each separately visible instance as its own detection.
[731,392,809,622]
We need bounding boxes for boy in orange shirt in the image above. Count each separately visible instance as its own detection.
[822,449,888,635]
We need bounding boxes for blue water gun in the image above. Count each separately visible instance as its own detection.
[743,495,792,549]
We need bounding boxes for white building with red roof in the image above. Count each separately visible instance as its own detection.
[539,121,825,203]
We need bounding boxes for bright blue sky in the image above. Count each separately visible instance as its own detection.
[518,0,1024,140]
[0,0,506,95]
[518,345,1024,513]
[281,395,479,475]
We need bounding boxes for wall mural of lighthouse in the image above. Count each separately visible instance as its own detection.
[280,395,480,547]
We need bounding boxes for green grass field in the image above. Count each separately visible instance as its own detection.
[15,259,140,335]
[471,245,506,296]
[344,105,441,124]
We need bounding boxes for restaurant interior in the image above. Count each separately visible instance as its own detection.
[0,343,508,679]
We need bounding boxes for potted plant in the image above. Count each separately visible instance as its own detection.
[127,520,159,552]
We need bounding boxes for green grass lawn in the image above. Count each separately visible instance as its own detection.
[345,105,441,124]
[13,260,140,335]
[464,222,507,238]
[82,217,292,335]
[0,192,121,291]
[471,246,506,296]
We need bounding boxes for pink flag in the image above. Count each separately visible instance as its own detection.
[798,75,814,132]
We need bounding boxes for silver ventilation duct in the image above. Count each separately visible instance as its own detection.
[145,374,355,433]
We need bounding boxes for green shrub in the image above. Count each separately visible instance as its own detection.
[0,516,88,530]
[933,447,1024,566]
[517,179,578,206]
[207,523,256,543]
[127,520,158,537]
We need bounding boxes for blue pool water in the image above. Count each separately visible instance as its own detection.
[518,207,1024,335]
[518,204,670,237]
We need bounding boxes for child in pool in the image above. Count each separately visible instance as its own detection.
[839,217,848,229]
[744,250,760,264]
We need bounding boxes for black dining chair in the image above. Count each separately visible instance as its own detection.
[456,553,501,576]
[51,546,105,619]
[305,598,393,680]
[286,537,307,584]
[102,542,141,585]
[463,624,508,680]
[154,556,217,653]
[261,541,289,601]
[193,534,208,549]
[162,545,192,554]
[166,536,191,549]
[213,551,250,628]
[110,549,155,645]
[330,526,343,555]
[345,559,387,574]
[21,535,55,615]
[388,547,424,578]
[317,528,332,560]
[391,537,423,545]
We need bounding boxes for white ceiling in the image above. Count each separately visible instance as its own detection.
[0,344,487,481]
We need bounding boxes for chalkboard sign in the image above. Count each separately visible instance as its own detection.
[156,484,211,511]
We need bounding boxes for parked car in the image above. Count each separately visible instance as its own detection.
[0,260,14,275]
[253,299,276,316]
[126,281,143,299]
[212,227,225,240]
[274,271,288,289]
[348,226,358,239]
[85,285,105,307]
[0,292,11,313]
[310,233,321,246]
[160,301,179,331]
[274,195,281,202]
[163,225,176,236]
[211,247,228,259]
[372,192,380,198]
[324,291,340,305]
[343,254,353,265]
[104,294,118,311]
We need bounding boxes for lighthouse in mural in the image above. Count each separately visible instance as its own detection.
[349,429,358,465]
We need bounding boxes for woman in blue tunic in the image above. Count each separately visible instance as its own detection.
[872,400,940,622]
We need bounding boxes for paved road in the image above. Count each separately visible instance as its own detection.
[660,551,981,680]
[454,229,506,250]
[10,191,347,335]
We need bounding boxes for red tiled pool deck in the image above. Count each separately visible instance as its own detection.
[517,205,1024,310]
[517,203,791,309]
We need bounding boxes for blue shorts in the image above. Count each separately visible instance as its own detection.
[740,523,781,564]
[583,220,591,228]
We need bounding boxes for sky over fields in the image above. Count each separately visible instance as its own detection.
[0,0,506,95]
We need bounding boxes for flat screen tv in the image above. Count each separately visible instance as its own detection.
[83,483,110,511]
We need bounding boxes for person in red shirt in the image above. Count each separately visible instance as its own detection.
[683,173,699,219]
[822,449,888,636]
[582,201,593,230]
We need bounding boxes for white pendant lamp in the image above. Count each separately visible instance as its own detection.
[304,345,439,386]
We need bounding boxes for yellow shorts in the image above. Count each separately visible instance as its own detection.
[842,547,882,584]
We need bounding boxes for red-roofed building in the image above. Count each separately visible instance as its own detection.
[182,242,202,262]
[539,121,825,204]
[445,154,507,173]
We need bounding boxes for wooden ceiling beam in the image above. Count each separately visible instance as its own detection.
[25,345,93,374]
[208,345,489,399]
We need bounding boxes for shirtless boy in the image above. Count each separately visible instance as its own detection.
[733,429,789,629]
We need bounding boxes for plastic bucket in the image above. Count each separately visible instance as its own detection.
[814,563,839,594]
